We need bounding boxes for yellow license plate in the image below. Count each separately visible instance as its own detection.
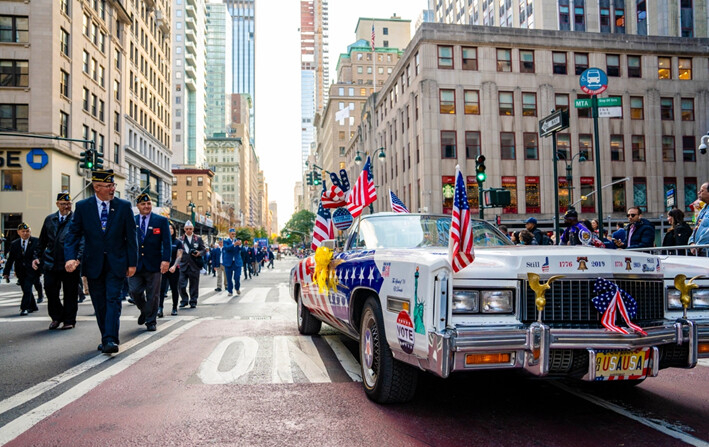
[595,349,648,380]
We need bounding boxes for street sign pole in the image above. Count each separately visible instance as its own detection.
[478,181,484,220]
[592,94,604,237]
[552,134,560,243]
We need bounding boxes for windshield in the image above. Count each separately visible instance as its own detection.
[349,215,512,250]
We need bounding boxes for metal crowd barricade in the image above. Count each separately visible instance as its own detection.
[626,244,709,257]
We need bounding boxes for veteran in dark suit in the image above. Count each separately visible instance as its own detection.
[64,170,138,354]
[129,193,170,331]
[177,220,205,308]
[2,223,40,315]
[33,193,82,329]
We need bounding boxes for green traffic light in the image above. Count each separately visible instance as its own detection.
[476,172,486,182]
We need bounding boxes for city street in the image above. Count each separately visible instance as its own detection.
[1,258,708,446]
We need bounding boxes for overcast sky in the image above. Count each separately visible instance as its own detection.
[255,0,427,231]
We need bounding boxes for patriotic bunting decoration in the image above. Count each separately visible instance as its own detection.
[321,184,347,209]
[389,189,409,213]
[311,184,335,251]
[347,156,377,219]
[448,165,475,273]
[592,278,647,336]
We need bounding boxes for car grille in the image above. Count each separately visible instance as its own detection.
[521,279,665,328]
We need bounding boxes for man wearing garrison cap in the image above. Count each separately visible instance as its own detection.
[128,193,170,331]
[32,193,82,329]
[176,220,205,308]
[2,223,40,315]
[65,169,138,354]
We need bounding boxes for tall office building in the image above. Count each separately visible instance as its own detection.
[125,1,174,206]
[300,0,329,171]
[172,0,208,168]
[224,0,255,137]
[428,0,708,37]
[206,0,233,137]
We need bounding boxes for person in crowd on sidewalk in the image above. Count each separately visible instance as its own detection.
[611,222,626,243]
[518,229,536,245]
[523,217,544,246]
[251,243,260,276]
[128,194,170,332]
[222,229,243,296]
[242,240,253,279]
[3,223,40,316]
[267,246,275,269]
[177,221,205,308]
[662,208,692,255]
[64,169,138,355]
[559,208,593,246]
[159,222,183,316]
[689,181,709,255]
[613,206,655,249]
[497,225,510,239]
[33,192,82,329]
[212,240,223,291]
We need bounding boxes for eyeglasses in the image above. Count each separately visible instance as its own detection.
[627,213,637,217]
[95,184,116,189]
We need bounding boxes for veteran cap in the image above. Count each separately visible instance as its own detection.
[564,207,578,219]
[17,222,29,230]
[229,228,236,233]
[184,220,194,228]
[135,193,151,204]
[91,169,115,183]
[56,192,71,201]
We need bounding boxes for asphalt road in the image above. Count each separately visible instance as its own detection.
[1,257,708,446]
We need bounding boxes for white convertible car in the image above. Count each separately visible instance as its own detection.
[290,213,709,404]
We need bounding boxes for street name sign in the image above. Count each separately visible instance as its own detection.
[539,110,569,138]
[598,107,622,118]
[598,97,621,107]
[574,98,592,108]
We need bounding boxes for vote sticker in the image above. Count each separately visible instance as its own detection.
[396,311,415,354]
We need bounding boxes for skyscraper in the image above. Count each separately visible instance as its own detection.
[224,0,256,137]
[206,1,233,137]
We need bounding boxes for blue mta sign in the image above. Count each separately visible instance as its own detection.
[580,68,608,95]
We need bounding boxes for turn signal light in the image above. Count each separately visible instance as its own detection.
[465,353,511,365]
[698,343,709,354]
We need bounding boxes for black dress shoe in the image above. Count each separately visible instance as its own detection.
[102,342,119,354]
[97,344,103,351]
[157,307,164,318]
[37,297,44,304]
[146,324,156,332]
[190,304,196,308]
[20,310,28,316]
[138,312,146,325]
[127,298,135,304]
[49,321,61,330]
[179,302,188,308]
[171,308,178,316]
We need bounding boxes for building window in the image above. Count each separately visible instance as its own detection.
[557,134,570,160]
[614,2,626,33]
[462,47,477,70]
[629,96,643,119]
[338,131,345,140]
[500,132,515,160]
[523,133,538,160]
[465,131,480,159]
[636,0,647,35]
[681,98,694,121]
[574,0,586,30]
[1,169,22,191]
[0,60,28,87]
[522,92,536,117]
[415,51,419,75]
[610,134,624,161]
[0,104,28,131]
[600,1,611,32]
[660,98,674,120]
[683,136,696,162]
[684,177,697,211]
[113,80,120,100]
[496,48,511,72]
[552,52,567,75]
[525,177,540,214]
[633,177,647,212]
[186,191,192,201]
[559,0,571,30]
[114,111,120,132]
[83,50,89,73]
[501,177,518,214]
[631,135,645,161]
[98,100,104,121]
[579,134,593,160]
[627,55,641,77]
[197,191,203,201]
[91,94,97,116]
[678,58,692,80]
[612,177,626,212]
[60,0,70,15]
[606,54,620,76]
[59,111,69,138]
[114,143,119,163]
[441,131,456,158]
[197,176,204,186]
[658,57,671,79]
[60,28,70,56]
[437,46,453,68]
[519,50,534,73]
[580,177,595,213]
[0,15,29,43]
[439,89,455,114]
[662,136,675,161]
[680,0,694,37]
[499,91,514,116]
[574,52,588,75]
[555,94,569,112]
[383,27,388,35]
[186,176,192,186]
[60,70,70,97]
[464,90,479,114]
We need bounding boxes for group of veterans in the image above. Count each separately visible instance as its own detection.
[1,170,206,355]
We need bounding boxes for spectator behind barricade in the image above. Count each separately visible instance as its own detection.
[662,208,692,255]
[518,230,536,245]
[497,225,510,240]
[524,218,544,245]
[688,181,709,255]
[510,231,519,245]
[614,206,655,249]
[612,222,626,242]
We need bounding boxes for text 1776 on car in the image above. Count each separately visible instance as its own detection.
[289,213,709,404]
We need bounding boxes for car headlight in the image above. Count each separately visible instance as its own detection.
[481,290,513,313]
[453,290,479,313]
[667,289,683,309]
[693,289,709,309]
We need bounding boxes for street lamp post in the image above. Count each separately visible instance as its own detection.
[557,151,587,206]
[698,132,709,155]
[188,201,195,224]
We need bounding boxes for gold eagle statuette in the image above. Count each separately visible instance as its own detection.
[527,273,564,313]
[673,274,702,310]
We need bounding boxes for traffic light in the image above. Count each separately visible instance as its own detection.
[79,149,94,170]
[475,155,487,183]
[313,171,321,186]
[306,172,313,185]
[94,150,104,169]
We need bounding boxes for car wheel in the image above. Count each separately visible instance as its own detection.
[297,287,321,335]
[359,297,418,404]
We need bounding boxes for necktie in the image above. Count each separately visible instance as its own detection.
[100,202,108,232]
[140,215,147,242]
[22,240,26,253]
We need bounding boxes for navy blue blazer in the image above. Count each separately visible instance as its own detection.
[135,213,171,272]
[65,196,138,279]
[222,238,243,267]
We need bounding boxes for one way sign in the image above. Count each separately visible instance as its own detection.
[539,109,569,138]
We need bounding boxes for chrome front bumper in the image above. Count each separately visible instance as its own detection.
[421,319,707,379]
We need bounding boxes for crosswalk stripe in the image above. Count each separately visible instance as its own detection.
[323,335,362,382]
[202,292,232,305]
[238,287,270,304]
[277,286,291,303]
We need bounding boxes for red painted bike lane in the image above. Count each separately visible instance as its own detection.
[6,318,694,447]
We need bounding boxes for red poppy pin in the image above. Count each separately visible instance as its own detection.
[153,228,161,234]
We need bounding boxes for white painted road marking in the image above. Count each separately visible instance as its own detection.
[324,335,362,382]
[197,336,258,384]
[202,291,232,304]
[238,287,270,304]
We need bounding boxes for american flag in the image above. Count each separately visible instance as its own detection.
[389,189,409,213]
[370,23,375,51]
[448,166,475,273]
[321,183,347,209]
[592,278,647,336]
[311,193,335,251]
[347,156,377,219]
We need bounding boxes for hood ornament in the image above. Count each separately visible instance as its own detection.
[674,274,703,319]
[527,273,564,323]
